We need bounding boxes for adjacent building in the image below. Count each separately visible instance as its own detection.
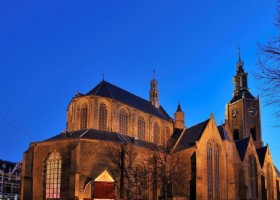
[0,160,21,200]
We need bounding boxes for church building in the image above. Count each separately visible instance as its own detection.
[21,53,280,200]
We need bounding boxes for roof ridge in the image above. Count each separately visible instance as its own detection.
[94,81,105,95]
[105,81,152,104]
[86,80,171,120]
[188,119,210,130]
[171,128,186,153]
[103,81,114,99]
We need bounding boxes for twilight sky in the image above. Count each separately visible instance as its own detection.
[0,0,279,168]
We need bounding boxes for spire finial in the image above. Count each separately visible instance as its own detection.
[238,46,241,61]
[176,100,182,112]
[153,69,156,79]
[102,73,105,81]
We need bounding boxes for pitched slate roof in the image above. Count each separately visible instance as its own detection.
[235,137,250,161]
[44,129,155,149]
[217,125,231,141]
[230,89,255,103]
[256,146,268,168]
[84,80,171,120]
[174,119,210,152]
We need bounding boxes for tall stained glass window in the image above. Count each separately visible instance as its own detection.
[207,140,219,200]
[119,109,128,134]
[46,151,62,199]
[138,117,145,140]
[248,155,258,199]
[99,103,107,130]
[153,123,159,143]
[80,104,88,129]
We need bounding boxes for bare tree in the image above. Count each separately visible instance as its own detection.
[256,0,280,118]
[147,144,188,200]
[101,143,151,200]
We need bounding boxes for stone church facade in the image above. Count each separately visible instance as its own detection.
[21,53,280,200]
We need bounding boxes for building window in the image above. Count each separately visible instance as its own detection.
[71,102,75,123]
[164,127,170,145]
[233,129,239,140]
[138,117,145,140]
[99,103,107,131]
[80,104,88,129]
[248,155,258,199]
[207,141,219,200]
[250,127,256,141]
[267,163,274,199]
[46,151,61,199]
[119,109,128,134]
[153,123,159,143]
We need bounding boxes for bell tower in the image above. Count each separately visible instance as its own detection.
[226,49,262,148]
[149,71,159,108]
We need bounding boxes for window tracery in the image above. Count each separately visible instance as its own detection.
[153,123,159,143]
[207,140,219,200]
[138,117,145,140]
[45,151,61,199]
[99,103,107,130]
[248,155,258,199]
[80,104,88,129]
[119,109,128,134]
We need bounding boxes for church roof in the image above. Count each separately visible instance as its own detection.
[256,146,268,168]
[230,89,255,103]
[44,128,155,149]
[235,137,250,161]
[274,165,280,178]
[85,80,171,120]
[174,119,210,152]
[217,125,231,141]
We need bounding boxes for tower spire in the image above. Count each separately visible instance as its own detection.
[238,47,241,61]
[149,70,159,108]
[236,47,244,72]
[177,100,182,112]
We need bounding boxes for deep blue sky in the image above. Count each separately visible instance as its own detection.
[1,0,279,168]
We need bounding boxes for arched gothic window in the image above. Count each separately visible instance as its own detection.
[207,140,219,200]
[119,109,128,134]
[138,117,145,140]
[163,127,170,145]
[99,103,107,131]
[153,123,159,143]
[80,104,88,129]
[248,155,258,199]
[267,163,274,199]
[45,151,62,199]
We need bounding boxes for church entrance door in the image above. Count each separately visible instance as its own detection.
[92,170,115,200]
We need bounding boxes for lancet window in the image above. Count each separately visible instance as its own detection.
[248,155,258,199]
[138,117,145,140]
[80,104,88,129]
[99,103,107,130]
[267,163,274,199]
[207,140,219,200]
[153,123,159,143]
[45,151,62,199]
[119,109,128,134]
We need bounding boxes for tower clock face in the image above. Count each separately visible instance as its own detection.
[248,106,257,116]
[232,107,238,117]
